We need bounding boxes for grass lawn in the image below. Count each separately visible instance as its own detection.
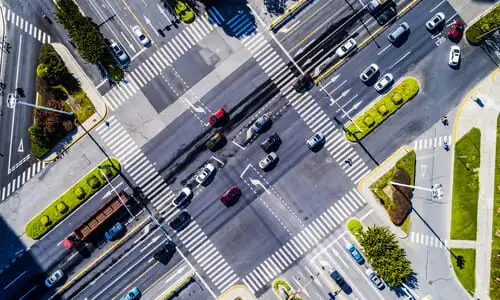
[450,128,481,240]
[451,248,476,295]
[490,114,500,299]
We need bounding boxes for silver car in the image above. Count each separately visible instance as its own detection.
[110,42,129,62]
[250,114,271,134]
[306,133,325,149]
[336,38,357,58]
[132,25,151,47]
[360,64,379,82]
[172,187,192,207]
[374,73,393,92]
[195,163,215,184]
[366,268,385,289]
[259,152,278,170]
[426,12,445,31]
[45,270,64,288]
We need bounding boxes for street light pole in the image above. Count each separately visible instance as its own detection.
[98,165,135,220]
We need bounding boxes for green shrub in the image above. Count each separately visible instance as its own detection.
[86,175,101,189]
[346,78,419,141]
[234,298,243,300]
[347,218,363,236]
[25,158,120,239]
[465,3,500,44]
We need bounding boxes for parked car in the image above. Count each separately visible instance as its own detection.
[208,108,226,126]
[250,114,272,135]
[120,287,141,300]
[387,22,410,43]
[110,41,129,63]
[294,74,314,93]
[425,12,445,31]
[105,222,125,241]
[132,25,151,47]
[366,268,385,289]
[169,211,192,232]
[259,152,278,170]
[448,45,460,67]
[206,132,225,151]
[448,20,465,42]
[336,38,357,58]
[306,133,325,150]
[220,185,241,206]
[196,163,216,184]
[45,270,64,288]
[374,73,393,92]
[153,241,176,263]
[360,63,379,83]
[346,243,365,264]
[261,133,281,153]
[172,187,192,207]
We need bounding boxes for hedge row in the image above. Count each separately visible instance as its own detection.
[465,2,500,44]
[25,158,120,239]
[345,78,419,142]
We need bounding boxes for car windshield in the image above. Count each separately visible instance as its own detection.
[210,116,217,122]
[315,134,321,140]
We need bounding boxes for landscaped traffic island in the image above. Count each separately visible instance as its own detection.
[272,279,302,300]
[25,158,120,239]
[345,78,419,142]
[450,128,480,241]
[465,2,500,44]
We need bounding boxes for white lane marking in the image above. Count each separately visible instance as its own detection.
[389,51,412,70]
[430,0,446,12]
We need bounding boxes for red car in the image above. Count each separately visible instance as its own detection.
[208,108,226,126]
[448,20,465,41]
[220,186,241,206]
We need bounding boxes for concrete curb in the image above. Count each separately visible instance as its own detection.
[42,43,108,163]
[357,145,412,239]
[217,285,257,300]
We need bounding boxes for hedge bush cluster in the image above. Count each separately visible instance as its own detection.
[465,3,500,44]
[25,159,120,239]
[370,151,415,226]
[347,218,363,236]
[345,78,419,142]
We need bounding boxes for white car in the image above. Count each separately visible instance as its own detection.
[336,38,357,58]
[172,187,192,207]
[132,25,151,47]
[45,270,64,288]
[360,63,379,82]
[426,12,445,31]
[306,133,325,150]
[195,163,216,184]
[448,45,460,67]
[374,73,394,92]
[259,152,278,170]
[365,268,385,289]
[110,42,129,62]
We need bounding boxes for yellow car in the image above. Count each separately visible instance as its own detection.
[175,1,195,23]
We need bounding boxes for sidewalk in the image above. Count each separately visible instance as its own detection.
[218,285,257,300]
[44,43,108,162]
[357,145,412,239]
[453,68,500,300]
[447,0,500,24]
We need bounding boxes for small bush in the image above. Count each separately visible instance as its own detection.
[25,159,121,239]
[86,175,101,189]
[346,78,419,141]
[377,104,388,115]
[347,218,363,236]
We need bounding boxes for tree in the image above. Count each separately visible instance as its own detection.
[358,225,412,287]
[55,0,82,31]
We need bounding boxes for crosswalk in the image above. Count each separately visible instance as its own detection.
[242,189,367,293]
[1,160,46,202]
[177,220,239,292]
[207,7,256,39]
[413,135,452,151]
[241,32,370,183]
[103,17,215,111]
[1,6,51,44]
[410,232,448,248]
[95,116,237,293]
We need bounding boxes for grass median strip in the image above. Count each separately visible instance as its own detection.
[491,114,500,299]
[345,78,419,142]
[450,128,480,241]
[25,158,120,239]
[451,248,476,295]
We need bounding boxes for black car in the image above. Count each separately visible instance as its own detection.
[294,74,314,93]
[330,270,352,294]
[153,241,176,264]
[260,133,281,153]
[169,211,192,232]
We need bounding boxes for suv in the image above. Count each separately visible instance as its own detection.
[172,187,192,208]
[261,133,281,153]
[153,241,176,263]
[110,42,129,64]
[169,211,192,232]
[360,64,379,83]
[388,22,410,43]
[206,132,225,151]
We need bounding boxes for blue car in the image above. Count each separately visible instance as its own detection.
[120,287,140,300]
[105,222,125,241]
[346,243,365,264]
